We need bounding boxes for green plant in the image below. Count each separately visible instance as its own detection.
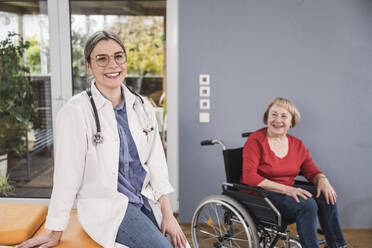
[0,175,14,196]
[71,30,89,78]
[111,16,164,76]
[0,32,33,156]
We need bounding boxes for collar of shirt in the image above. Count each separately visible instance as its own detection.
[95,83,126,111]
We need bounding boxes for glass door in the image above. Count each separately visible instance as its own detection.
[0,1,53,198]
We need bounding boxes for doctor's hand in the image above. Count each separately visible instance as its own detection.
[161,213,187,248]
[16,231,62,248]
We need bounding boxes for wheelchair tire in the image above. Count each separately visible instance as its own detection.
[191,194,259,248]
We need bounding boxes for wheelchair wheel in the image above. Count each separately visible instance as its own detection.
[192,194,259,248]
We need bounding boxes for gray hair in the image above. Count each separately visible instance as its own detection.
[84,30,127,64]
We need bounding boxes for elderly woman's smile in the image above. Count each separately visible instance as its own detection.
[267,104,292,137]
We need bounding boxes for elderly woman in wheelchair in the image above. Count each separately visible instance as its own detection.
[192,97,347,248]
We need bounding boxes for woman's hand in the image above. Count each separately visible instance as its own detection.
[284,185,313,203]
[316,176,337,205]
[16,231,62,248]
[161,213,187,248]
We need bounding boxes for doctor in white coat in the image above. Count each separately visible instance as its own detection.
[17,30,189,248]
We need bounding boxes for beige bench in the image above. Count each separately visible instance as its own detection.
[0,203,101,247]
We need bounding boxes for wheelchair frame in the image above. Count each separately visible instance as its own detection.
[191,133,325,248]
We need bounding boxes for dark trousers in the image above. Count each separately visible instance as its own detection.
[267,185,347,248]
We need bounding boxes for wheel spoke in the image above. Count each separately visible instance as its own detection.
[230,237,249,242]
[232,229,246,236]
[234,238,252,248]
[199,229,220,239]
[201,232,219,241]
[213,203,228,235]
[231,239,244,248]
[200,219,222,237]
[208,204,223,236]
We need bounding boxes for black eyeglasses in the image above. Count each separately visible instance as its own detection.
[93,52,126,67]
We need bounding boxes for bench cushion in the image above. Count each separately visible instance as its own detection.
[0,203,48,245]
[33,210,102,248]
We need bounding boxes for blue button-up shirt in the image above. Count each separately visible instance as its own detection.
[98,86,150,210]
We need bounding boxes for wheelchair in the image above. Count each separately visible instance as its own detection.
[191,132,325,248]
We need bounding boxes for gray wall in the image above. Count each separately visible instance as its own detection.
[178,0,372,228]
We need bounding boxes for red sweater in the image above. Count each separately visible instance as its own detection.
[241,128,321,187]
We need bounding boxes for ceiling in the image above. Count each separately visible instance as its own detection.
[0,1,165,16]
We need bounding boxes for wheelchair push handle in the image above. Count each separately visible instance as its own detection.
[200,140,214,146]
[241,132,252,138]
[200,131,252,150]
[200,139,227,150]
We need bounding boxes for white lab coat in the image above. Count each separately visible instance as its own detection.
[45,83,177,248]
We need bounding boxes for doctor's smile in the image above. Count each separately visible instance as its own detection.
[104,72,121,79]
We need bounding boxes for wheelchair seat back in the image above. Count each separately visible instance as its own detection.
[222,148,243,183]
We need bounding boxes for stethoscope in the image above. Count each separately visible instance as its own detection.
[86,85,154,146]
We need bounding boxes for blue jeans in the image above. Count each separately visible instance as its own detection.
[267,185,347,248]
[116,203,173,248]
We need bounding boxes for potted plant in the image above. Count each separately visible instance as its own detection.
[0,174,14,196]
[0,32,33,176]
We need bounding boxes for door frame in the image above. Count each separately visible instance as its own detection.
[166,0,179,211]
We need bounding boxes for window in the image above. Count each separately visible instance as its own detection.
[0,1,53,198]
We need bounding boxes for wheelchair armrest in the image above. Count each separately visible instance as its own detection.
[294,180,313,186]
[295,171,314,186]
[231,182,270,198]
